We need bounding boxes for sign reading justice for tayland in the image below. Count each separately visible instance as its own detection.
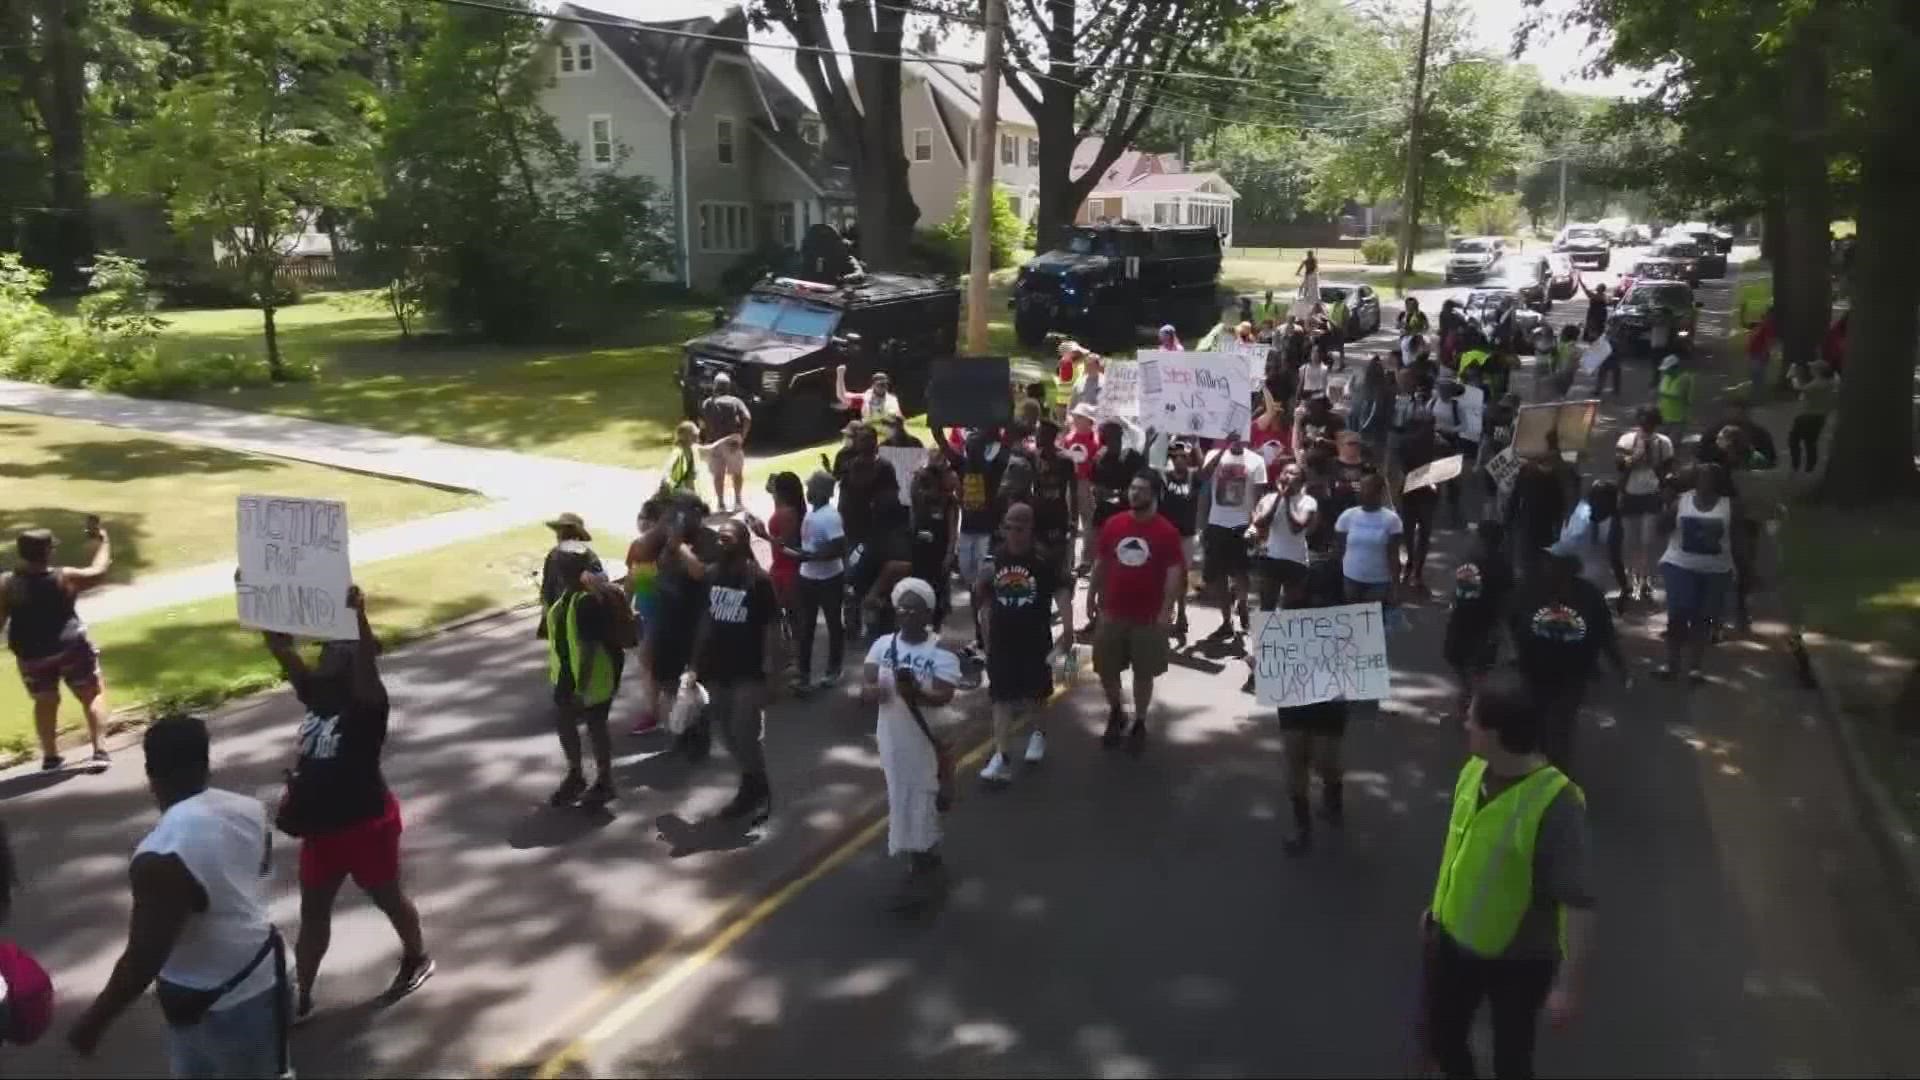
[1251,602,1391,708]
[234,495,357,640]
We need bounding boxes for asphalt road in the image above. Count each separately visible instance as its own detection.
[550,264,1920,1078]
[6,260,1918,1078]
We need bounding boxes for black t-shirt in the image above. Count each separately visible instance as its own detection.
[1159,471,1200,537]
[1267,362,1299,407]
[1511,465,1568,545]
[1089,447,1145,522]
[835,453,885,544]
[1444,556,1514,671]
[283,673,390,834]
[910,494,956,581]
[696,568,777,685]
[986,546,1060,656]
[1030,451,1076,544]
[955,447,1009,534]
[1298,411,1344,447]
[1509,578,1615,687]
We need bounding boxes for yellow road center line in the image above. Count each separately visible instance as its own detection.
[525,668,1074,1078]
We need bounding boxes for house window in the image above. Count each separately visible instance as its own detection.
[1007,196,1023,220]
[912,128,932,162]
[772,203,796,249]
[1000,133,1017,166]
[799,119,823,148]
[1153,202,1173,225]
[699,202,752,253]
[558,39,593,75]
[716,118,735,165]
[588,115,613,167]
[1027,137,1040,166]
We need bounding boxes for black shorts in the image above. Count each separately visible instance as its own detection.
[1203,524,1251,581]
[1619,491,1663,516]
[1278,699,1349,736]
[1254,557,1310,609]
[987,647,1053,703]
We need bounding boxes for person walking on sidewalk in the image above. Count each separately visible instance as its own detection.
[861,579,962,912]
[544,542,626,808]
[698,374,753,512]
[1421,672,1595,1080]
[789,471,848,693]
[2,522,114,771]
[1090,472,1184,756]
[977,503,1074,786]
[262,587,433,1024]
[687,519,781,825]
[68,715,290,1078]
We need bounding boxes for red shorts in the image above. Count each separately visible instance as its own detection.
[299,793,402,890]
[16,637,103,699]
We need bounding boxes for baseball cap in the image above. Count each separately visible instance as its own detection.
[1660,354,1681,371]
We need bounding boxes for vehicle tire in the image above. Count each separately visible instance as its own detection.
[774,389,838,445]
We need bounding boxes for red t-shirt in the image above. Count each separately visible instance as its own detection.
[1062,428,1100,481]
[1250,415,1291,469]
[1097,511,1183,623]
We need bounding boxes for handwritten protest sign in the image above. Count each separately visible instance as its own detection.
[1252,602,1391,708]
[1483,446,1522,491]
[1227,341,1269,383]
[1513,400,1599,458]
[1097,360,1141,421]
[235,496,356,639]
[1402,453,1465,493]
[878,446,927,505]
[1138,349,1249,439]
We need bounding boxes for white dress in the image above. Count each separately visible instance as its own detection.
[867,633,962,855]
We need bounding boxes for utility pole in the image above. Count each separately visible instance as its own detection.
[965,0,1006,355]
[1395,0,1434,286]
[1557,156,1569,231]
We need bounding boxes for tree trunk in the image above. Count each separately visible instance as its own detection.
[40,0,91,292]
[1778,30,1831,375]
[849,15,914,267]
[1817,9,1920,504]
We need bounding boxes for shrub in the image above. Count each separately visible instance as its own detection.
[720,245,797,296]
[1360,234,1397,266]
[927,187,1026,272]
[905,228,965,276]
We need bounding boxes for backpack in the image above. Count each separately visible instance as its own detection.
[591,582,640,650]
[0,939,54,1045]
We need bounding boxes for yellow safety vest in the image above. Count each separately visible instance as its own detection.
[546,592,616,707]
[1430,757,1581,958]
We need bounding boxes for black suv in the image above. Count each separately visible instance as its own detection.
[679,228,958,441]
[1011,224,1223,349]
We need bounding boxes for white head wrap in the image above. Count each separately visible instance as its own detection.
[890,576,937,611]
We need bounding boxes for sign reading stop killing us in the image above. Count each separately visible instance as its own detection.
[235,495,357,640]
[1252,602,1391,708]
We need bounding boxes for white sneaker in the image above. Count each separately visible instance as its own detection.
[980,751,1014,785]
[1024,730,1047,764]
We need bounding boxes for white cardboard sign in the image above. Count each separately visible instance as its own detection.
[1252,602,1391,708]
[1227,341,1269,384]
[1402,453,1465,493]
[1138,349,1251,439]
[1097,360,1141,421]
[1482,446,1522,492]
[235,496,356,640]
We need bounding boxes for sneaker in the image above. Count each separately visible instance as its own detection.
[1240,672,1256,695]
[718,773,770,821]
[815,671,840,692]
[1203,622,1238,644]
[979,752,1014,785]
[1652,664,1677,681]
[1170,617,1189,640]
[579,779,616,808]
[1687,668,1708,685]
[40,755,63,772]
[292,990,317,1027]
[1024,730,1047,764]
[1126,720,1147,757]
[628,712,659,736]
[1101,708,1127,749]
[548,771,587,808]
[385,954,436,1001]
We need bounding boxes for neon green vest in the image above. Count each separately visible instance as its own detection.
[1458,348,1490,375]
[1657,371,1694,424]
[545,592,616,706]
[1329,300,1348,328]
[1430,757,1580,958]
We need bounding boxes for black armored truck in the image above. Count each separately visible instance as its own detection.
[678,226,960,442]
[1010,223,1224,351]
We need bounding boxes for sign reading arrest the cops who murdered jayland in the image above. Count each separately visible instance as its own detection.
[1252,602,1391,708]
[235,495,357,640]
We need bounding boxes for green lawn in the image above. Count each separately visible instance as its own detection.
[0,410,480,585]
[1781,500,1920,661]
[166,292,709,469]
[2,523,555,754]
[1219,256,1442,299]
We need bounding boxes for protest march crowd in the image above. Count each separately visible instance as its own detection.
[0,253,1820,1078]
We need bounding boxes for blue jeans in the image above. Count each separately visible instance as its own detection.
[168,984,290,1079]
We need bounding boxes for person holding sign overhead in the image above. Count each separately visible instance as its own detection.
[3,521,114,772]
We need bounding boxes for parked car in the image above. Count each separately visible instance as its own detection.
[1619,223,1653,246]
[1463,288,1549,354]
[1445,236,1506,283]
[1650,239,1706,286]
[1616,256,1689,296]
[1485,255,1553,311]
[1545,253,1578,300]
[1670,227,1730,278]
[1552,223,1612,271]
[1318,282,1382,336]
[1012,224,1223,350]
[1606,281,1700,356]
[679,229,959,441]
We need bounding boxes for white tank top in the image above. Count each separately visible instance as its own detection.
[1661,491,1734,575]
[134,789,277,1008]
